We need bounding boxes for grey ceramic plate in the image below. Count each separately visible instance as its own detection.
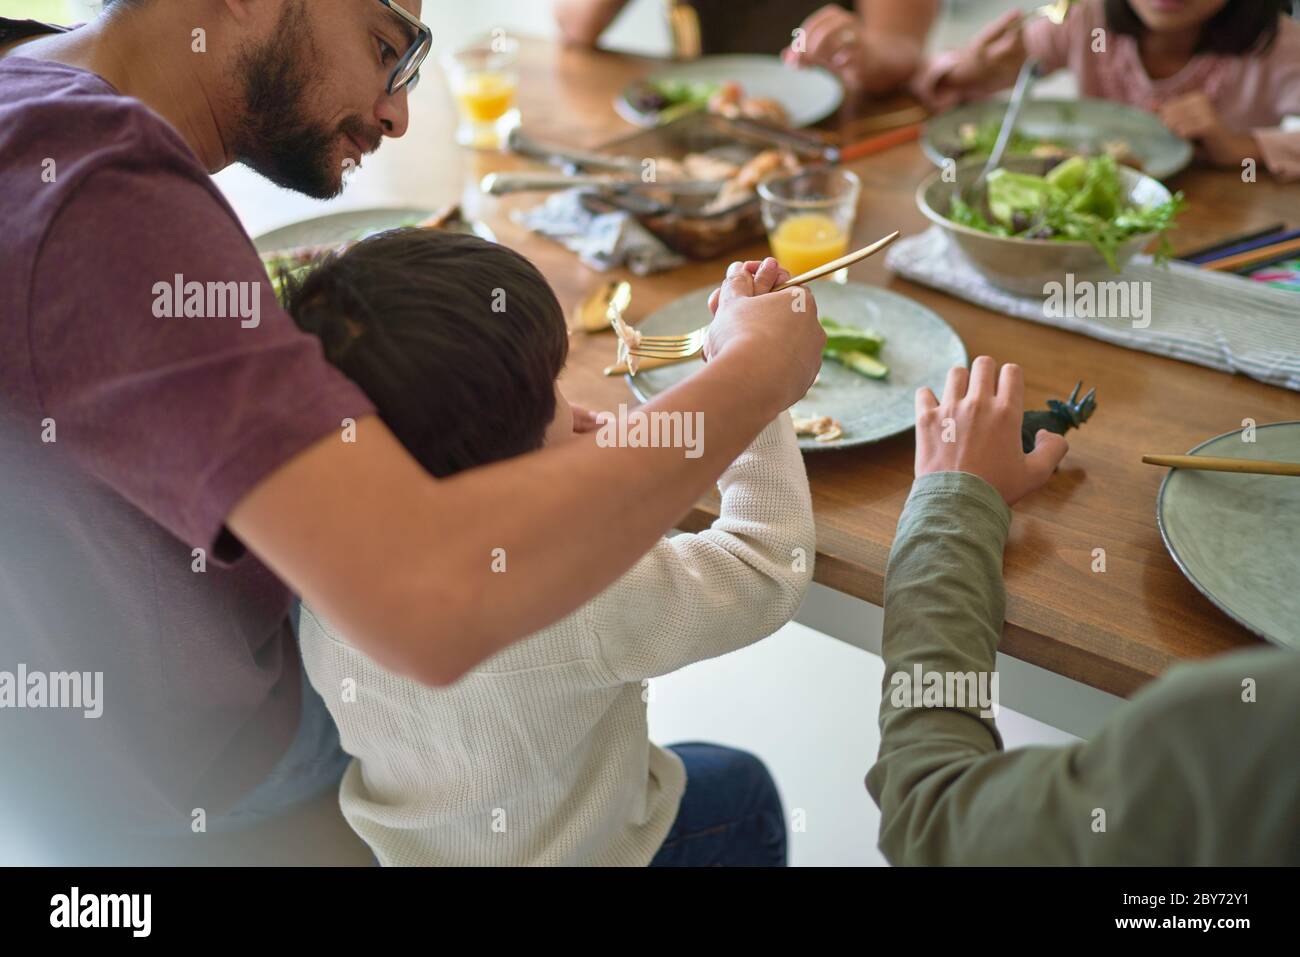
[617,54,844,129]
[626,281,967,452]
[252,207,494,254]
[922,97,1193,181]
[1156,421,1300,649]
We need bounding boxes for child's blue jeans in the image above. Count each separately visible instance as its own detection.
[214,601,349,831]
[649,742,787,867]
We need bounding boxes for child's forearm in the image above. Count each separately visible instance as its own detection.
[869,475,1300,865]
[705,414,816,603]
[591,415,816,681]
[915,45,1027,111]
[1199,129,1266,169]
[856,0,941,95]
[1195,126,1300,181]
[1244,129,1300,182]
[858,32,927,95]
[915,8,1033,110]
[1257,128,1300,182]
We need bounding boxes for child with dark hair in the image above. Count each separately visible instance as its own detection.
[282,229,573,478]
[282,229,815,866]
[915,0,1300,180]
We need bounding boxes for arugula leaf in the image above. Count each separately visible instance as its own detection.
[949,196,1011,236]
[958,120,1054,158]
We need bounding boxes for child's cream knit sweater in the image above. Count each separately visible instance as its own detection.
[298,415,814,865]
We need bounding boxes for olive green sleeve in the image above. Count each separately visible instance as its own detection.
[866,471,1300,865]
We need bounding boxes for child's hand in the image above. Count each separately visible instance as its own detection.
[705,258,825,415]
[1158,92,1220,141]
[570,405,604,434]
[917,9,1026,112]
[915,357,1068,507]
[706,257,791,315]
[1158,93,1259,167]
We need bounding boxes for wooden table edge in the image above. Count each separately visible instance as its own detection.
[679,504,1169,699]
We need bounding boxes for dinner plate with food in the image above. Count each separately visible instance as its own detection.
[254,205,495,294]
[624,281,966,451]
[617,54,844,129]
[255,205,493,256]
[922,97,1193,181]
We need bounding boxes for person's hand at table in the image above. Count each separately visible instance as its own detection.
[572,257,792,435]
[783,1,940,97]
[1158,92,1260,168]
[913,9,1027,112]
[783,5,873,93]
[914,356,1068,506]
[570,404,604,433]
[704,257,825,412]
[704,257,789,313]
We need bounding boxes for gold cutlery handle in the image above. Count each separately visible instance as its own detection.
[772,231,901,290]
[604,230,904,376]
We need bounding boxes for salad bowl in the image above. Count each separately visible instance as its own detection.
[917,156,1175,297]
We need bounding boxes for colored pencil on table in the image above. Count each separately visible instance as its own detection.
[1201,236,1300,273]
[1187,228,1300,266]
[1178,223,1287,263]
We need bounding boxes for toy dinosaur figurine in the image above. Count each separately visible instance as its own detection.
[1021,381,1096,453]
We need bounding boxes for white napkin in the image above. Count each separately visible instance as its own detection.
[886,227,1300,393]
[512,189,685,276]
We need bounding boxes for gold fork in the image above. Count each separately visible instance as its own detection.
[604,230,901,376]
[1035,0,1076,25]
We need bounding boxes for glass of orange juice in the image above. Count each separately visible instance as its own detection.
[441,35,521,150]
[758,169,861,282]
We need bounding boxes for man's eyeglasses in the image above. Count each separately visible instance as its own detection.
[377,0,432,95]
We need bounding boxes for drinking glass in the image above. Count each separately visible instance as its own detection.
[758,169,861,282]
[441,36,521,151]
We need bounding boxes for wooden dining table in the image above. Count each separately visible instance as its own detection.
[231,36,1299,733]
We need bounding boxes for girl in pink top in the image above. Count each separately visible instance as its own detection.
[915,0,1300,181]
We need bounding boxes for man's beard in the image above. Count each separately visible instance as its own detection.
[231,1,379,199]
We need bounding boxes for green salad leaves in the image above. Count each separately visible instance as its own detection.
[954,119,1054,160]
[949,155,1185,270]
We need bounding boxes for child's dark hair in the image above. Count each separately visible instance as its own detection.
[1104,0,1289,56]
[282,229,569,478]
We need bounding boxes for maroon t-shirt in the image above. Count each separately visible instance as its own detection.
[0,45,373,832]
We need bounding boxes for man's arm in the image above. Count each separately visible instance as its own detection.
[229,259,825,687]
[552,0,630,47]
[856,0,940,93]
[31,161,822,692]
